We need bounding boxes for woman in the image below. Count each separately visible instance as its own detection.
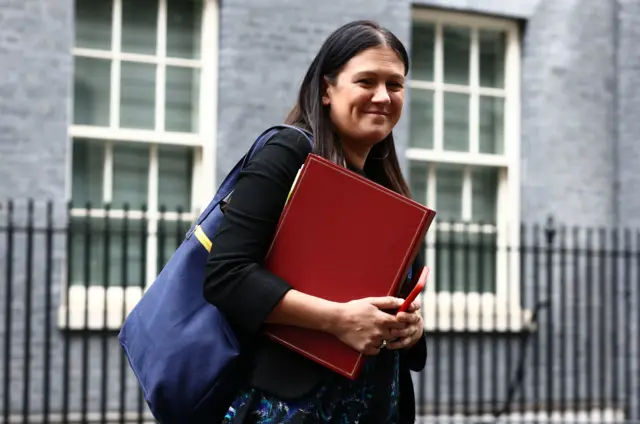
[204,20,427,423]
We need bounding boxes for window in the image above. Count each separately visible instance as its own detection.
[62,0,218,329]
[408,9,527,331]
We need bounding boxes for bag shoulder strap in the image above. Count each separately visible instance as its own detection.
[186,125,313,237]
[245,125,313,167]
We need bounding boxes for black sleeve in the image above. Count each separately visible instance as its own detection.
[203,128,313,335]
[404,243,428,371]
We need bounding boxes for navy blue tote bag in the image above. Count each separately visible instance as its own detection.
[118,125,313,423]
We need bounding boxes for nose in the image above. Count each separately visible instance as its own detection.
[371,84,391,104]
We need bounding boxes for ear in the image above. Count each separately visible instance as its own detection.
[321,77,331,106]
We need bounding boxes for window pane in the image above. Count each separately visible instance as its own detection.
[122,0,158,55]
[70,217,145,287]
[73,57,111,126]
[165,67,200,133]
[479,30,506,88]
[72,140,104,208]
[112,143,149,210]
[443,25,470,85]
[443,92,469,152]
[409,161,428,206]
[120,62,156,129]
[409,89,433,149]
[410,21,434,81]
[479,96,504,155]
[436,165,463,222]
[472,167,498,224]
[75,0,112,50]
[435,230,496,293]
[167,0,202,59]
[158,145,193,211]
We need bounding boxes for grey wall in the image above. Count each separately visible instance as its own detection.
[0,0,146,418]
[612,0,640,414]
[413,0,541,19]
[0,0,68,417]
[616,0,640,228]
[519,0,618,228]
[0,0,72,204]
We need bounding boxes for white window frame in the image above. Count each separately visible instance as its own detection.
[60,0,219,330]
[409,9,531,332]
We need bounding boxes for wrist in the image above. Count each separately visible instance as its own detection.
[321,301,345,335]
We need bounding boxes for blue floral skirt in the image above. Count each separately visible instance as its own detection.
[221,349,400,423]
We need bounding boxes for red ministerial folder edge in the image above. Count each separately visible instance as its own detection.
[262,154,437,380]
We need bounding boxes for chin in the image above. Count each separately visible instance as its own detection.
[358,127,392,145]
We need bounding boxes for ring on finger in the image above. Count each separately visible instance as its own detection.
[378,340,387,349]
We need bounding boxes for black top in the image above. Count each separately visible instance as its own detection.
[203,127,427,422]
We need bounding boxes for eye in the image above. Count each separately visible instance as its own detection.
[387,81,404,91]
[357,78,375,86]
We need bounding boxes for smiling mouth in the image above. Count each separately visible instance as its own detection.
[364,111,389,116]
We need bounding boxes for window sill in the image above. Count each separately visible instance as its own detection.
[416,409,625,423]
[57,286,144,331]
[57,288,536,334]
[420,292,536,333]
[0,411,156,424]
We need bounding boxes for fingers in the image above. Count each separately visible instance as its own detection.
[386,335,413,350]
[388,326,412,340]
[406,300,421,313]
[386,326,422,350]
[375,310,405,331]
[362,342,380,355]
[387,312,424,347]
[388,318,422,339]
[363,324,424,354]
[377,310,420,338]
[362,337,385,356]
[396,311,422,325]
[366,296,404,310]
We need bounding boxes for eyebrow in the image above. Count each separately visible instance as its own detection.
[353,71,405,82]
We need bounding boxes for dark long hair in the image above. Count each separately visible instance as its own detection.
[285,20,412,198]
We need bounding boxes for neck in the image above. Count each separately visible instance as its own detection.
[341,140,370,170]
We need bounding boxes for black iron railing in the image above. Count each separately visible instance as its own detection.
[1,199,639,423]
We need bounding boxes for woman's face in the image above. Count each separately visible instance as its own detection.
[323,46,405,147]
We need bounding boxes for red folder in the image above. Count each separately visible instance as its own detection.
[263,154,436,380]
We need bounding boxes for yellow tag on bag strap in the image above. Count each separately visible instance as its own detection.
[194,225,212,253]
[195,165,303,253]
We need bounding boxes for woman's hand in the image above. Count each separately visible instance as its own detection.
[328,296,406,356]
[386,299,424,350]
